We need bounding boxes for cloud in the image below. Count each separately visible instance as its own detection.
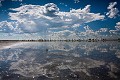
[106,2,119,18]
[12,0,23,2]
[74,0,80,3]
[0,0,4,7]
[48,30,80,40]
[44,3,59,16]
[79,23,120,39]
[115,22,120,30]
[97,28,108,33]
[109,22,120,36]
[0,3,104,34]
[0,1,2,7]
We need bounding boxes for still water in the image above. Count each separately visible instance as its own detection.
[0,41,120,80]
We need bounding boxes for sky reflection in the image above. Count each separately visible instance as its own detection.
[0,42,120,80]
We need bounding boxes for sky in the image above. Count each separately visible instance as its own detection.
[0,0,120,40]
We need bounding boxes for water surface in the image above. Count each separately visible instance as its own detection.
[0,41,120,80]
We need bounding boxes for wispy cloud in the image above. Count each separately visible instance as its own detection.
[12,0,23,2]
[0,0,4,6]
[74,0,80,3]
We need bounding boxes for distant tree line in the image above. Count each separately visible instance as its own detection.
[0,38,120,42]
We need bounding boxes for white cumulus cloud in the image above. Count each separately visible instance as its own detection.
[106,2,119,18]
[115,22,120,30]
[109,22,120,36]
[0,3,107,40]
[0,3,105,34]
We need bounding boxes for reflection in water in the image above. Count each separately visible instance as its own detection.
[0,42,120,80]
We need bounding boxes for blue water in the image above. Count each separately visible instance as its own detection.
[0,41,120,80]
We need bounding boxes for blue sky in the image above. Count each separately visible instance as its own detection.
[0,0,120,40]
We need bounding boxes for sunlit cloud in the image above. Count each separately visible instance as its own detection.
[0,3,105,39]
[106,2,119,18]
[0,2,119,39]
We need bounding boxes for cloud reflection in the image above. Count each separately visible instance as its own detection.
[0,42,120,79]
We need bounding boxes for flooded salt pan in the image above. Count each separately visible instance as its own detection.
[0,41,120,80]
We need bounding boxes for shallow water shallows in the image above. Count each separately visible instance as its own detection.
[0,41,120,80]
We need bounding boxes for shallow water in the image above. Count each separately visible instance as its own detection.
[0,41,120,80]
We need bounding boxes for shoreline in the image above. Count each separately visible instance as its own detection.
[0,39,120,42]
